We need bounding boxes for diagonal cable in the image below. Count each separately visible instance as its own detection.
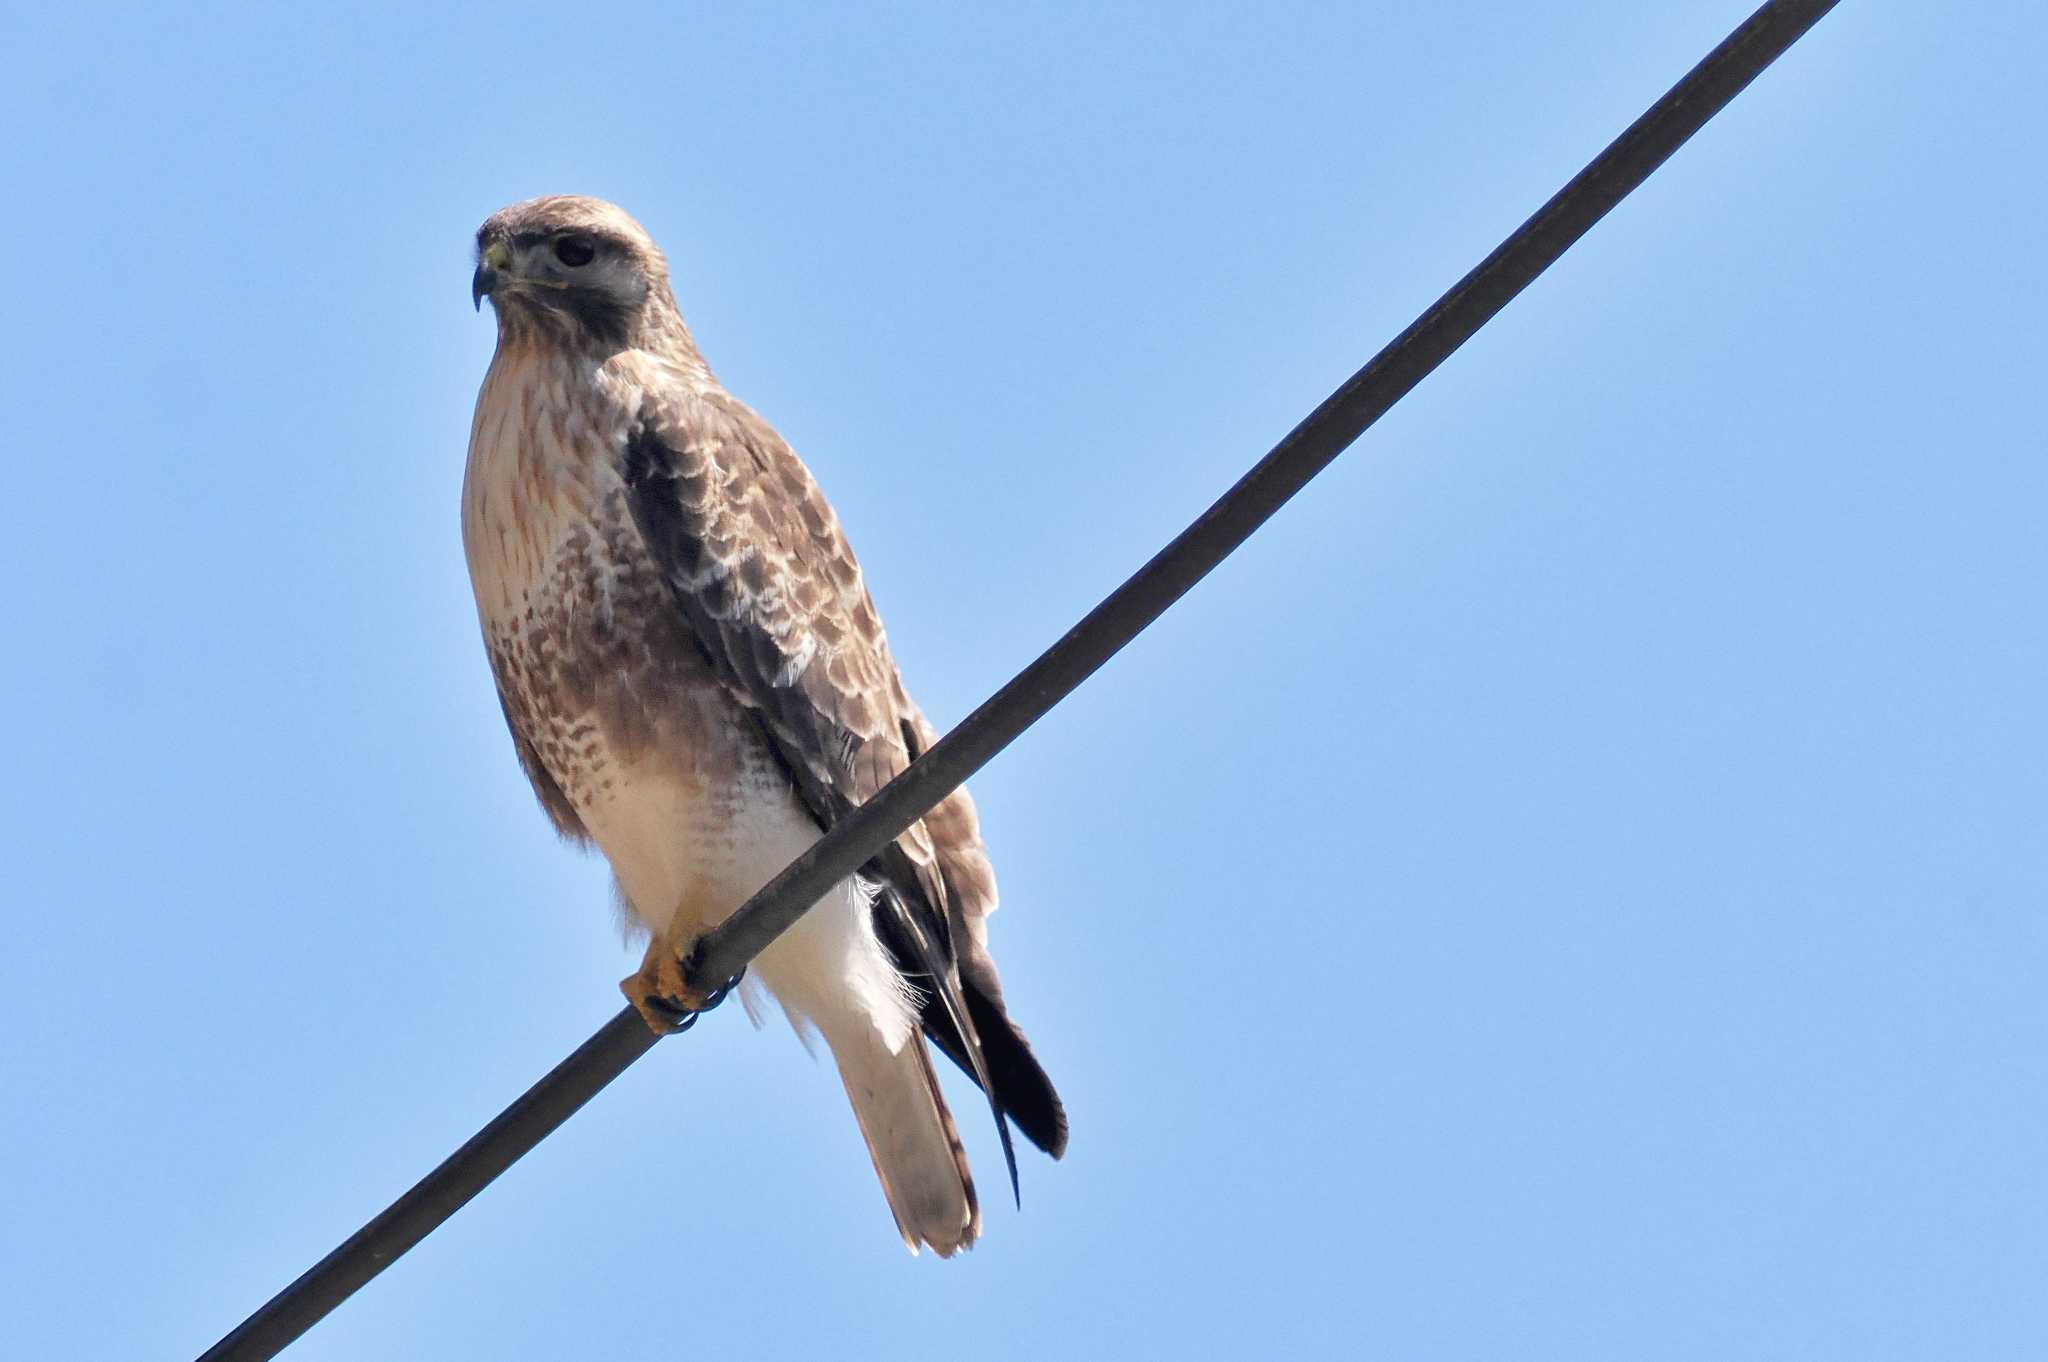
[196,3,1842,1357]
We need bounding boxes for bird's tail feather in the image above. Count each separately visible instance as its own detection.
[939,983,1069,1161]
[831,1023,980,1257]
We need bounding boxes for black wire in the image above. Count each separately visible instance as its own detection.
[196,3,1841,1357]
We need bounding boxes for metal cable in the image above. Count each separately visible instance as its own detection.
[197,4,1842,1356]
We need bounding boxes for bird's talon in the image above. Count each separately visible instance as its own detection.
[621,941,744,1034]
[645,994,691,1021]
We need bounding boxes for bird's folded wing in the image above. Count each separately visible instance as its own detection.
[619,378,1062,1172]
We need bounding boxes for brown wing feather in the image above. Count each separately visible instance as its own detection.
[617,386,943,891]
[617,387,1051,1176]
[902,708,1068,1157]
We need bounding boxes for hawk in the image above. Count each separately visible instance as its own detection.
[462,195,1065,1255]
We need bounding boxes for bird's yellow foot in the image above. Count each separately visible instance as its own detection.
[622,939,715,1034]
[621,939,744,1035]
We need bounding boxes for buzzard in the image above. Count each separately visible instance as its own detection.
[462,195,1065,1255]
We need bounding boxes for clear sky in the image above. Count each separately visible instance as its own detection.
[4,3,2044,1359]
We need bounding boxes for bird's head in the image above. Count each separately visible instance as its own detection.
[471,196,686,354]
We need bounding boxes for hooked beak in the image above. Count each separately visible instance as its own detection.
[472,240,512,311]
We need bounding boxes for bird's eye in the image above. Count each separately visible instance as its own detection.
[553,236,597,267]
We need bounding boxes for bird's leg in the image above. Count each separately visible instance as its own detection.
[621,934,720,1034]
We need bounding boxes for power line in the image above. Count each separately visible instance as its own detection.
[196,3,1842,1357]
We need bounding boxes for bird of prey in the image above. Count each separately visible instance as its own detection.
[461,195,1065,1255]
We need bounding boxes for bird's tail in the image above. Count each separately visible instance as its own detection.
[829,1021,980,1257]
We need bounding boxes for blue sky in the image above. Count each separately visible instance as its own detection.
[4,3,2044,1358]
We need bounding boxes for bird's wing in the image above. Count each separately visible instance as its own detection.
[901,704,1068,1158]
[617,380,1023,1186]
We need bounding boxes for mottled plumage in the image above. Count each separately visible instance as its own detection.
[462,195,1065,1255]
